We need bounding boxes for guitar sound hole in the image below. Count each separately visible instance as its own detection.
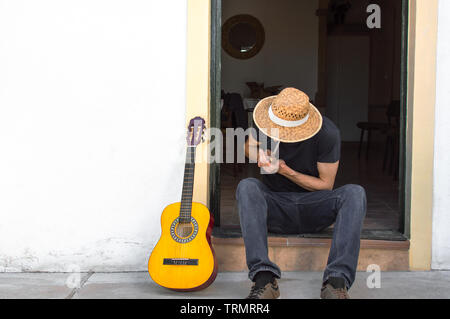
[176,222,194,238]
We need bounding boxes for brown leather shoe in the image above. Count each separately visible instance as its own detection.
[320,277,350,299]
[246,279,280,299]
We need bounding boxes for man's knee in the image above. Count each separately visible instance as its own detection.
[341,184,366,198]
[236,178,263,200]
[339,184,367,214]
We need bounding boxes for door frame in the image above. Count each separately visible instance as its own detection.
[399,0,409,237]
[209,0,222,226]
[209,0,410,238]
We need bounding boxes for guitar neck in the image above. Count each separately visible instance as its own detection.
[179,146,196,222]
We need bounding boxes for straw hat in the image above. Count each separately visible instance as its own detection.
[253,88,323,143]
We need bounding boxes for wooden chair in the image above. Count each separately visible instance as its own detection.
[357,101,400,165]
[357,122,390,160]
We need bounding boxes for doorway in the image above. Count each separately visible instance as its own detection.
[210,0,408,240]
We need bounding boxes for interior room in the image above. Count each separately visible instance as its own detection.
[218,0,404,238]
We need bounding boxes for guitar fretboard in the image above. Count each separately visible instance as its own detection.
[179,147,196,223]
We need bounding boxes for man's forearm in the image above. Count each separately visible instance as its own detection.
[279,166,333,192]
[245,143,259,163]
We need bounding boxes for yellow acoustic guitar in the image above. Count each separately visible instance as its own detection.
[148,117,217,291]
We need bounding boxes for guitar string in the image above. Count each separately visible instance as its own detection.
[180,149,190,269]
[177,149,187,279]
[180,150,187,262]
[180,146,195,289]
[180,147,195,272]
[178,124,201,287]
[177,149,189,285]
[183,148,195,262]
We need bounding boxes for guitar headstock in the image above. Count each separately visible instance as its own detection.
[187,117,206,147]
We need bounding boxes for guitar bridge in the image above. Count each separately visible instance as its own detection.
[163,258,199,266]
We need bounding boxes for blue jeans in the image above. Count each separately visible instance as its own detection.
[236,178,366,288]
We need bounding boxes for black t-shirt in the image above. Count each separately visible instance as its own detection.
[253,116,341,193]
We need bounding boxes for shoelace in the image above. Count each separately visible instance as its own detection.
[335,288,349,299]
[247,285,266,299]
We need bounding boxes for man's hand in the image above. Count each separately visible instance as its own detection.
[277,159,289,175]
[258,149,276,174]
[258,149,289,175]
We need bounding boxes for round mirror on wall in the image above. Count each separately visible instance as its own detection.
[222,14,265,60]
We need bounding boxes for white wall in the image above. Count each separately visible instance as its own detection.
[433,0,450,269]
[221,0,319,99]
[0,0,188,272]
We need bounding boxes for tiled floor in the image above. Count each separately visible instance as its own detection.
[220,142,400,231]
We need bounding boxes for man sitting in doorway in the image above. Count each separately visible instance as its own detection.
[237,88,366,299]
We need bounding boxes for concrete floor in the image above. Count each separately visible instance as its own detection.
[0,271,449,299]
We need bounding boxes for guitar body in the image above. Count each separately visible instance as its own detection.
[148,202,217,291]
